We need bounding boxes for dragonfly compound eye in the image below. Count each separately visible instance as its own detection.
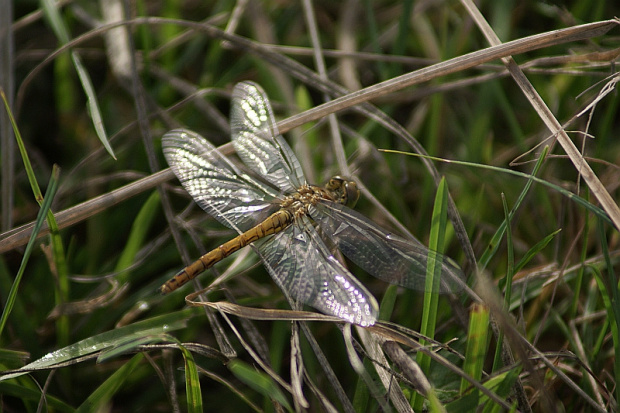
[326,176,360,207]
[343,180,360,207]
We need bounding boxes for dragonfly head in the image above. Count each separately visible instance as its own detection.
[325,176,360,207]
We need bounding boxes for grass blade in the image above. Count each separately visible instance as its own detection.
[75,353,144,413]
[492,195,513,372]
[597,218,620,407]
[0,382,74,411]
[513,229,562,274]
[381,146,611,229]
[179,343,203,413]
[2,87,71,347]
[39,0,115,159]
[0,165,59,336]
[115,190,161,283]
[228,359,292,411]
[460,304,490,397]
[0,309,197,382]
[0,89,43,202]
[414,177,449,409]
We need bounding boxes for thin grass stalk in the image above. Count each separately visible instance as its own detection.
[413,177,449,408]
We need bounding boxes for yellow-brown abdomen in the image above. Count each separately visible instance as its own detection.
[159,209,294,294]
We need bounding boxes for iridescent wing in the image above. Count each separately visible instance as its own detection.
[309,201,466,293]
[163,129,280,233]
[256,215,379,326]
[230,81,306,193]
[164,128,379,324]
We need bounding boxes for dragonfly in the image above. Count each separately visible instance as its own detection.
[160,81,464,326]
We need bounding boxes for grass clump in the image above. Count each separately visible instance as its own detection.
[1,1,619,411]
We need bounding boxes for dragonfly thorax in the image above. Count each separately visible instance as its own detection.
[279,181,359,219]
[280,184,333,218]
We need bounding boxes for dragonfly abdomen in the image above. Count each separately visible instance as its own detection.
[159,209,295,294]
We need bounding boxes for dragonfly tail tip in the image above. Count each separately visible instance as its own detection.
[158,285,169,295]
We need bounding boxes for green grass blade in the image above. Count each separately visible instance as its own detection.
[414,177,449,408]
[99,334,203,411]
[352,361,372,412]
[423,176,450,323]
[597,218,620,406]
[427,388,448,413]
[0,308,198,382]
[0,234,38,351]
[498,194,515,297]
[381,146,612,239]
[50,215,70,348]
[75,353,144,413]
[480,368,521,413]
[228,359,292,411]
[0,348,30,368]
[2,87,71,347]
[378,284,398,322]
[39,0,115,159]
[492,195,513,372]
[97,335,170,363]
[475,147,549,270]
[0,382,74,411]
[362,0,389,79]
[513,229,562,274]
[570,193,590,318]
[449,367,520,412]
[0,165,59,337]
[179,342,203,413]
[71,53,115,158]
[0,89,43,201]
[460,303,490,397]
[115,191,161,283]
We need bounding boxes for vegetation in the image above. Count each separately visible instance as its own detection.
[1,1,619,411]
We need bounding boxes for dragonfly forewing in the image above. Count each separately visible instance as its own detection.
[231,82,306,193]
[163,129,280,233]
